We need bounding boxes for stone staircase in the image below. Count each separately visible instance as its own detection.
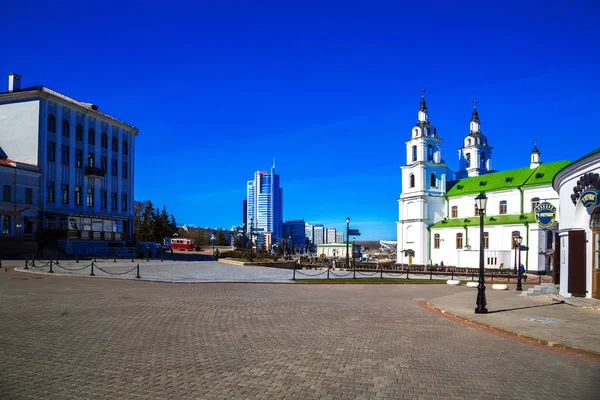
[521,282,559,296]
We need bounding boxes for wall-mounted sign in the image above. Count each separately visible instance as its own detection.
[534,202,557,229]
[580,189,600,208]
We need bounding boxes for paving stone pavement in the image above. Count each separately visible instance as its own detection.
[0,269,597,399]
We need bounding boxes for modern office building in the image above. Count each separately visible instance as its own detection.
[283,219,306,247]
[335,232,344,243]
[326,227,336,243]
[0,73,138,254]
[246,165,283,239]
[312,224,325,245]
[305,222,313,244]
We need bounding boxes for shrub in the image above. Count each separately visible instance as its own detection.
[220,251,242,258]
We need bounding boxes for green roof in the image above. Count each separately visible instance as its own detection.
[430,212,537,228]
[446,160,571,197]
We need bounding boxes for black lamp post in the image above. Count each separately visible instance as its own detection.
[345,217,350,268]
[475,192,488,314]
[516,234,524,291]
[249,217,254,261]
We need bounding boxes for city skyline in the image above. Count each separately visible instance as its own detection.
[2,1,598,240]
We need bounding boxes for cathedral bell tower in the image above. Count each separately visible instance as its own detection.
[456,100,494,179]
[397,90,449,266]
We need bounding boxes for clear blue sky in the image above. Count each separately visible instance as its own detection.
[2,1,599,240]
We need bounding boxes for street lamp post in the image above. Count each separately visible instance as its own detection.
[345,217,350,268]
[513,231,519,275]
[516,235,524,291]
[249,217,254,261]
[475,192,488,314]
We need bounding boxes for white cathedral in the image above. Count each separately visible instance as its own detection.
[397,93,567,274]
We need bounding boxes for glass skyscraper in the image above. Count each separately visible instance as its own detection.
[246,166,283,239]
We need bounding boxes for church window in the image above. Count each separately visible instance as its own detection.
[412,146,417,162]
[480,153,485,168]
[434,234,440,249]
[484,232,489,249]
[451,206,458,218]
[499,200,507,214]
[466,153,471,168]
[531,197,540,211]
[427,145,434,162]
[409,174,415,188]
[456,233,463,249]
[430,173,436,187]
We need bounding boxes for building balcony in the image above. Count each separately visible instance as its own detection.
[84,166,105,178]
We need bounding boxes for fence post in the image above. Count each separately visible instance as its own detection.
[90,262,95,276]
[55,252,59,264]
[136,263,140,279]
[24,258,29,270]
[114,249,117,263]
[380,265,383,279]
[353,267,356,279]
[327,269,330,280]
[407,268,410,279]
[160,254,163,262]
[32,256,35,268]
[451,270,454,280]
[293,268,296,280]
[49,260,54,274]
[76,253,79,263]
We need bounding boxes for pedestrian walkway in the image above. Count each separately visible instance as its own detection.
[428,287,600,356]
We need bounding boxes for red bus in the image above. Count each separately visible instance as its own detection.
[170,238,196,251]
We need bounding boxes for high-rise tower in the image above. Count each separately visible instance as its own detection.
[246,164,283,239]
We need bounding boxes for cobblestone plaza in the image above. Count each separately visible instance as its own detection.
[0,268,597,399]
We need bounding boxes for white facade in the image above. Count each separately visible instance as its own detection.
[326,227,336,243]
[313,225,324,245]
[553,149,600,299]
[0,74,138,252]
[335,232,344,243]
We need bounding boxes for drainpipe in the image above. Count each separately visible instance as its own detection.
[445,195,450,217]
[464,225,469,250]
[519,186,524,214]
[427,226,432,265]
[525,221,529,272]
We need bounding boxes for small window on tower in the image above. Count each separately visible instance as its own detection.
[466,153,471,168]
[430,173,436,187]
[427,145,434,161]
[409,174,415,188]
[412,146,417,162]
[480,153,485,168]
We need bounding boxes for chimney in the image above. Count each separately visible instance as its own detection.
[8,73,21,92]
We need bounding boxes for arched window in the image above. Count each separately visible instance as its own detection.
[88,128,95,145]
[466,153,471,168]
[456,233,463,249]
[451,206,458,218]
[406,225,413,243]
[427,144,434,161]
[112,136,118,152]
[122,140,128,155]
[430,173,436,187]
[483,232,489,249]
[499,200,507,214]
[434,234,440,249]
[480,153,485,168]
[62,119,70,137]
[531,197,540,211]
[48,114,56,133]
[412,146,417,162]
[101,133,108,149]
[76,124,83,141]
[409,174,415,188]
[467,138,471,145]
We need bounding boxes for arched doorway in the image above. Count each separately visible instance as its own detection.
[591,207,600,299]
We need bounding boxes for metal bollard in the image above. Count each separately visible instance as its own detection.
[293,268,296,280]
[471,271,474,281]
[76,253,79,263]
[451,270,454,280]
[353,268,356,279]
[406,268,410,279]
[136,263,140,279]
[160,254,163,262]
[55,252,59,264]
[49,260,54,274]
[24,258,29,270]
[114,250,117,263]
[380,266,383,279]
[327,269,330,280]
[90,262,95,276]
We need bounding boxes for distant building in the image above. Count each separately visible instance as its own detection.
[0,73,138,255]
[312,224,325,245]
[335,232,344,243]
[305,222,313,244]
[283,219,306,247]
[316,243,359,260]
[326,227,336,243]
[242,199,247,232]
[246,165,283,238]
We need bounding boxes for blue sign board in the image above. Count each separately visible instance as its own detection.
[534,202,557,229]
[580,189,600,208]
[348,229,361,236]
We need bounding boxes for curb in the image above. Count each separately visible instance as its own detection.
[425,300,600,360]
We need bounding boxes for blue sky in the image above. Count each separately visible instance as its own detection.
[2,1,599,240]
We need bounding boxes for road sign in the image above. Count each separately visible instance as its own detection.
[348,229,361,236]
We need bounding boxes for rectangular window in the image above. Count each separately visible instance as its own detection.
[88,129,95,145]
[122,161,128,179]
[111,192,117,210]
[88,152,95,167]
[61,184,69,204]
[483,232,489,249]
[61,145,69,165]
[112,136,118,152]
[47,141,56,162]
[499,201,507,215]
[474,204,479,216]
[451,206,458,218]
[3,185,11,202]
[25,188,32,204]
[75,149,82,168]
[100,191,107,209]
[75,186,81,205]
[0,214,11,234]
[46,181,55,203]
[456,233,463,249]
[121,194,127,211]
[434,234,440,249]
[101,156,107,172]
[87,188,94,207]
[111,159,117,176]
[101,133,108,148]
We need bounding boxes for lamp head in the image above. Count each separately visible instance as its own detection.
[475,192,487,211]
[517,235,523,245]
[346,217,350,224]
